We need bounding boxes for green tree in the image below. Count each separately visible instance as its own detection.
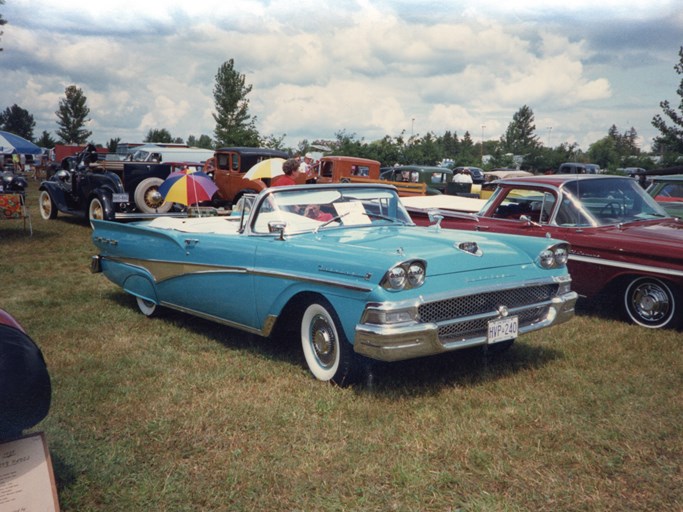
[589,125,642,170]
[368,135,402,166]
[55,85,92,144]
[0,104,35,140]
[212,59,260,147]
[35,130,57,148]
[588,136,619,169]
[187,134,214,149]
[144,128,174,143]
[500,105,542,170]
[439,130,460,160]
[106,137,121,153]
[261,133,286,151]
[458,131,478,165]
[651,46,683,156]
[538,142,579,171]
[332,130,367,158]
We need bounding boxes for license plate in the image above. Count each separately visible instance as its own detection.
[112,193,129,203]
[487,316,518,344]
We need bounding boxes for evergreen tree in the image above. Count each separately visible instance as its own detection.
[55,85,92,144]
[440,130,460,159]
[212,59,260,147]
[459,131,478,165]
[651,46,683,155]
[0,104,35,140]
[500,105,542,170]
[500,105,540,155]
[106,137,121,153]
[35,130,57,148]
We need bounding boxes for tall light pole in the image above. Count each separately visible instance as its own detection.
[547,126,553,148]
[411,118,415,137]
[481,125,486,163]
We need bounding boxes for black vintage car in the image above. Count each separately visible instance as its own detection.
[38,146,180,223]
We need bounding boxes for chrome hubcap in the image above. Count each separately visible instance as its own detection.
[310,314,336,369]
[632,283,670,322]
[147,189,164,208]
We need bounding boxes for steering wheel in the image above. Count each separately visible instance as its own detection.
[599,201,622,217]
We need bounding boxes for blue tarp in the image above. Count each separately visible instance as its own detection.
[0,131,42,155]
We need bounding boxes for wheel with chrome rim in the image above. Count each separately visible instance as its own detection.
[134,177,172,214]
[623,277,679,329]
[300,299,356,384]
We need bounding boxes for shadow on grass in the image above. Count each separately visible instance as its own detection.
[359,341,562,396]
[107,290,564,394]
[1,214,89,241]
[574,294,624,323]
[107,290,303,365]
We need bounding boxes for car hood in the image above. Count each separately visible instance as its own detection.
[300,225,549,277]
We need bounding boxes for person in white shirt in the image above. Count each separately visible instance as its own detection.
[453,169,473,184]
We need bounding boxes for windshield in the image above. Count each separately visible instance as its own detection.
[480,177,670,227]
[559,178,669,226]
[250,186,413,234]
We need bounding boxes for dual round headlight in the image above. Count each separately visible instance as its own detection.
[383,260,426,290]
[539,243,570,269]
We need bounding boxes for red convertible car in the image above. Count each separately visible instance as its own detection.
[406,175,683,329]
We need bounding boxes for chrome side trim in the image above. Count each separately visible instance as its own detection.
[106,256,245,282]
[569,254,683,278]
[102,256,374,292]
[159,301,266,336]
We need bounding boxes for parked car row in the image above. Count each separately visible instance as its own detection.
[34,150,682,387]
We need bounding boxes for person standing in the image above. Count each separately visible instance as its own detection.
[271,158,301,187]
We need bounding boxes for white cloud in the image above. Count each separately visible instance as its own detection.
[1,0,680,153]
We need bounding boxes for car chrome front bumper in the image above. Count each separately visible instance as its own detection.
[353,290,578,362]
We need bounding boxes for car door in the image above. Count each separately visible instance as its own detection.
[472,186,558,236]
[156,231,261,331]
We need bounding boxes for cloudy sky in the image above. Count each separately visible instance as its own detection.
[1,0,681,152]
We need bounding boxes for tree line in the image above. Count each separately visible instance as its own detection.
[2,49,683,172]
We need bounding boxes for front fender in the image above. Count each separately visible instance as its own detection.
[39,181,70,212]
[91,189,117,220]
[261,279,371,343]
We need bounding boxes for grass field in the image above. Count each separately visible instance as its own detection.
[1,182,681,511]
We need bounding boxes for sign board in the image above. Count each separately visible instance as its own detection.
[0,432,59,511]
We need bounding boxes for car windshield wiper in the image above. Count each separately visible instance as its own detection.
[366,212,406,224]
[314,211,350,234]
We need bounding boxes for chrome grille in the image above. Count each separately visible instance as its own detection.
[418,284,557,342]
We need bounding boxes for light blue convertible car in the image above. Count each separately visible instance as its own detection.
[91,184,577,384]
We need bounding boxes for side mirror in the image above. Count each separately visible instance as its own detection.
[268,220,287,240]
